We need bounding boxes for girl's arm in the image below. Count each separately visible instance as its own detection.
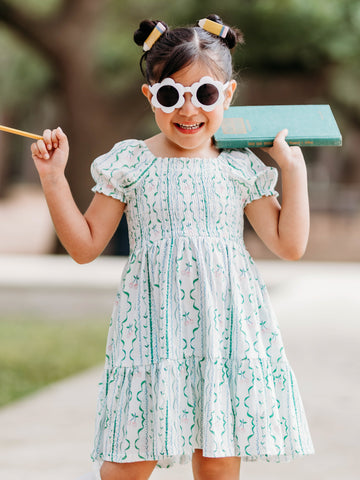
[31,128,126,264]
[244,129,309,261]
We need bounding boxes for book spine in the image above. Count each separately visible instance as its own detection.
[286,137,342,147]
[216,136,342,148]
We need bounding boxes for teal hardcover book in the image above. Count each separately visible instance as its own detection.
[214,104,342,148]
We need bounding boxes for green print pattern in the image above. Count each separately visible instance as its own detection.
[90,140,314,468]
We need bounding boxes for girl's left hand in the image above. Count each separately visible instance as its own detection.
[262,129,305,170]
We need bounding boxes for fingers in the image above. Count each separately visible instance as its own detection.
[42,129,53,151]
[261,129,289,154]
[274,128,288,141]
[31,137,49,160]
[31,127,64,160]
[273,128,289,148]
[273,128,302,157]
[271,128,292,157]
[262,128,304,168]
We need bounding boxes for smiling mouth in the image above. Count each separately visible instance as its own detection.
[175,122,204,131]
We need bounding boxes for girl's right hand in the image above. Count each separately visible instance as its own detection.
[31,127,69,179]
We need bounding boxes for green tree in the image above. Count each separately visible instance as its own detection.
[0,0,148,211]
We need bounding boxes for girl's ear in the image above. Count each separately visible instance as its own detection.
[224,80,237,110]
[142,84,156,112]
[142,84,152,103]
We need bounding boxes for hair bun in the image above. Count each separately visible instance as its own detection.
[206,14,244,49]
[134,19,169,47]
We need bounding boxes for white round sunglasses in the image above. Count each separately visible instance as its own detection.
[148,76,230,113]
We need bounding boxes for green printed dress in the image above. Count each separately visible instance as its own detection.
[90,139,314,470]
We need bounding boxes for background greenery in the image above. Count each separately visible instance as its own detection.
[2,0,360,110]
[1,0,360,207]
[0,315,108,407]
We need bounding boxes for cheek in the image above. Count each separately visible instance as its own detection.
[208,107,225,129]
[154,110,168,127]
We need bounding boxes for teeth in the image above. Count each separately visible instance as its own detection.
[178,123,201,130]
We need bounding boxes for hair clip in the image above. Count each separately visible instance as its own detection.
[198,18,229,39]
[143,22,166,51]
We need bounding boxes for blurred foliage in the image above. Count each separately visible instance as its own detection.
[1,0,360,110]
[5,0,61,16]
[230,0,360,71]
[0,29,52,110]
[330,64,360,114]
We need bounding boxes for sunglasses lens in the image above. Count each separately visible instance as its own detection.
[157,85,179,108]
[197,83,219,106]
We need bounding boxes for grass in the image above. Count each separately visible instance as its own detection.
[0,315,108,407]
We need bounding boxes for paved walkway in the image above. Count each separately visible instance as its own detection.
[0,256,359,479]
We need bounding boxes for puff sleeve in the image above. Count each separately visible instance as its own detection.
[91,139,149,203]
[225,148,279,206]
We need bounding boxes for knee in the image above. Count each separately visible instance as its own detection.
[100,460,157,480]
[193,459,226,479]
[99,462,117,480]
[192,450,241,480]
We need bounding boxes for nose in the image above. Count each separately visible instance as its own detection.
[178,92,199,116]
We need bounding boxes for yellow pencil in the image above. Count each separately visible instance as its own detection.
[0,125,43,141]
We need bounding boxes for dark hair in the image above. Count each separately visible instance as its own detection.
[134,14,244,84]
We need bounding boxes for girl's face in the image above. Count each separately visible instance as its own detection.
[142,62,237,158]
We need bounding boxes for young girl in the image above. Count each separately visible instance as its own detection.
[31,15,314,480]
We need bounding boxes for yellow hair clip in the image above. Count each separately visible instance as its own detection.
[143,22,166,51]
[198,18,229,39]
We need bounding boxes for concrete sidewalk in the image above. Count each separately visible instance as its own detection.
[0,256,359,480]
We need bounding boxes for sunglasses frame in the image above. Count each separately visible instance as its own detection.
[149,76,230,113]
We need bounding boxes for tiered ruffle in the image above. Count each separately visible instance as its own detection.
[92,354,313,468]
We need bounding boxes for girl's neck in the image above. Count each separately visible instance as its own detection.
[144,133,220,159]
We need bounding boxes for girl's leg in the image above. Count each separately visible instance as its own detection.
[192,449,241,480]
[100,459,158,480]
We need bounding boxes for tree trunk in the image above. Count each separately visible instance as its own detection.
[0,0,149,254]
[0,0,144,208]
